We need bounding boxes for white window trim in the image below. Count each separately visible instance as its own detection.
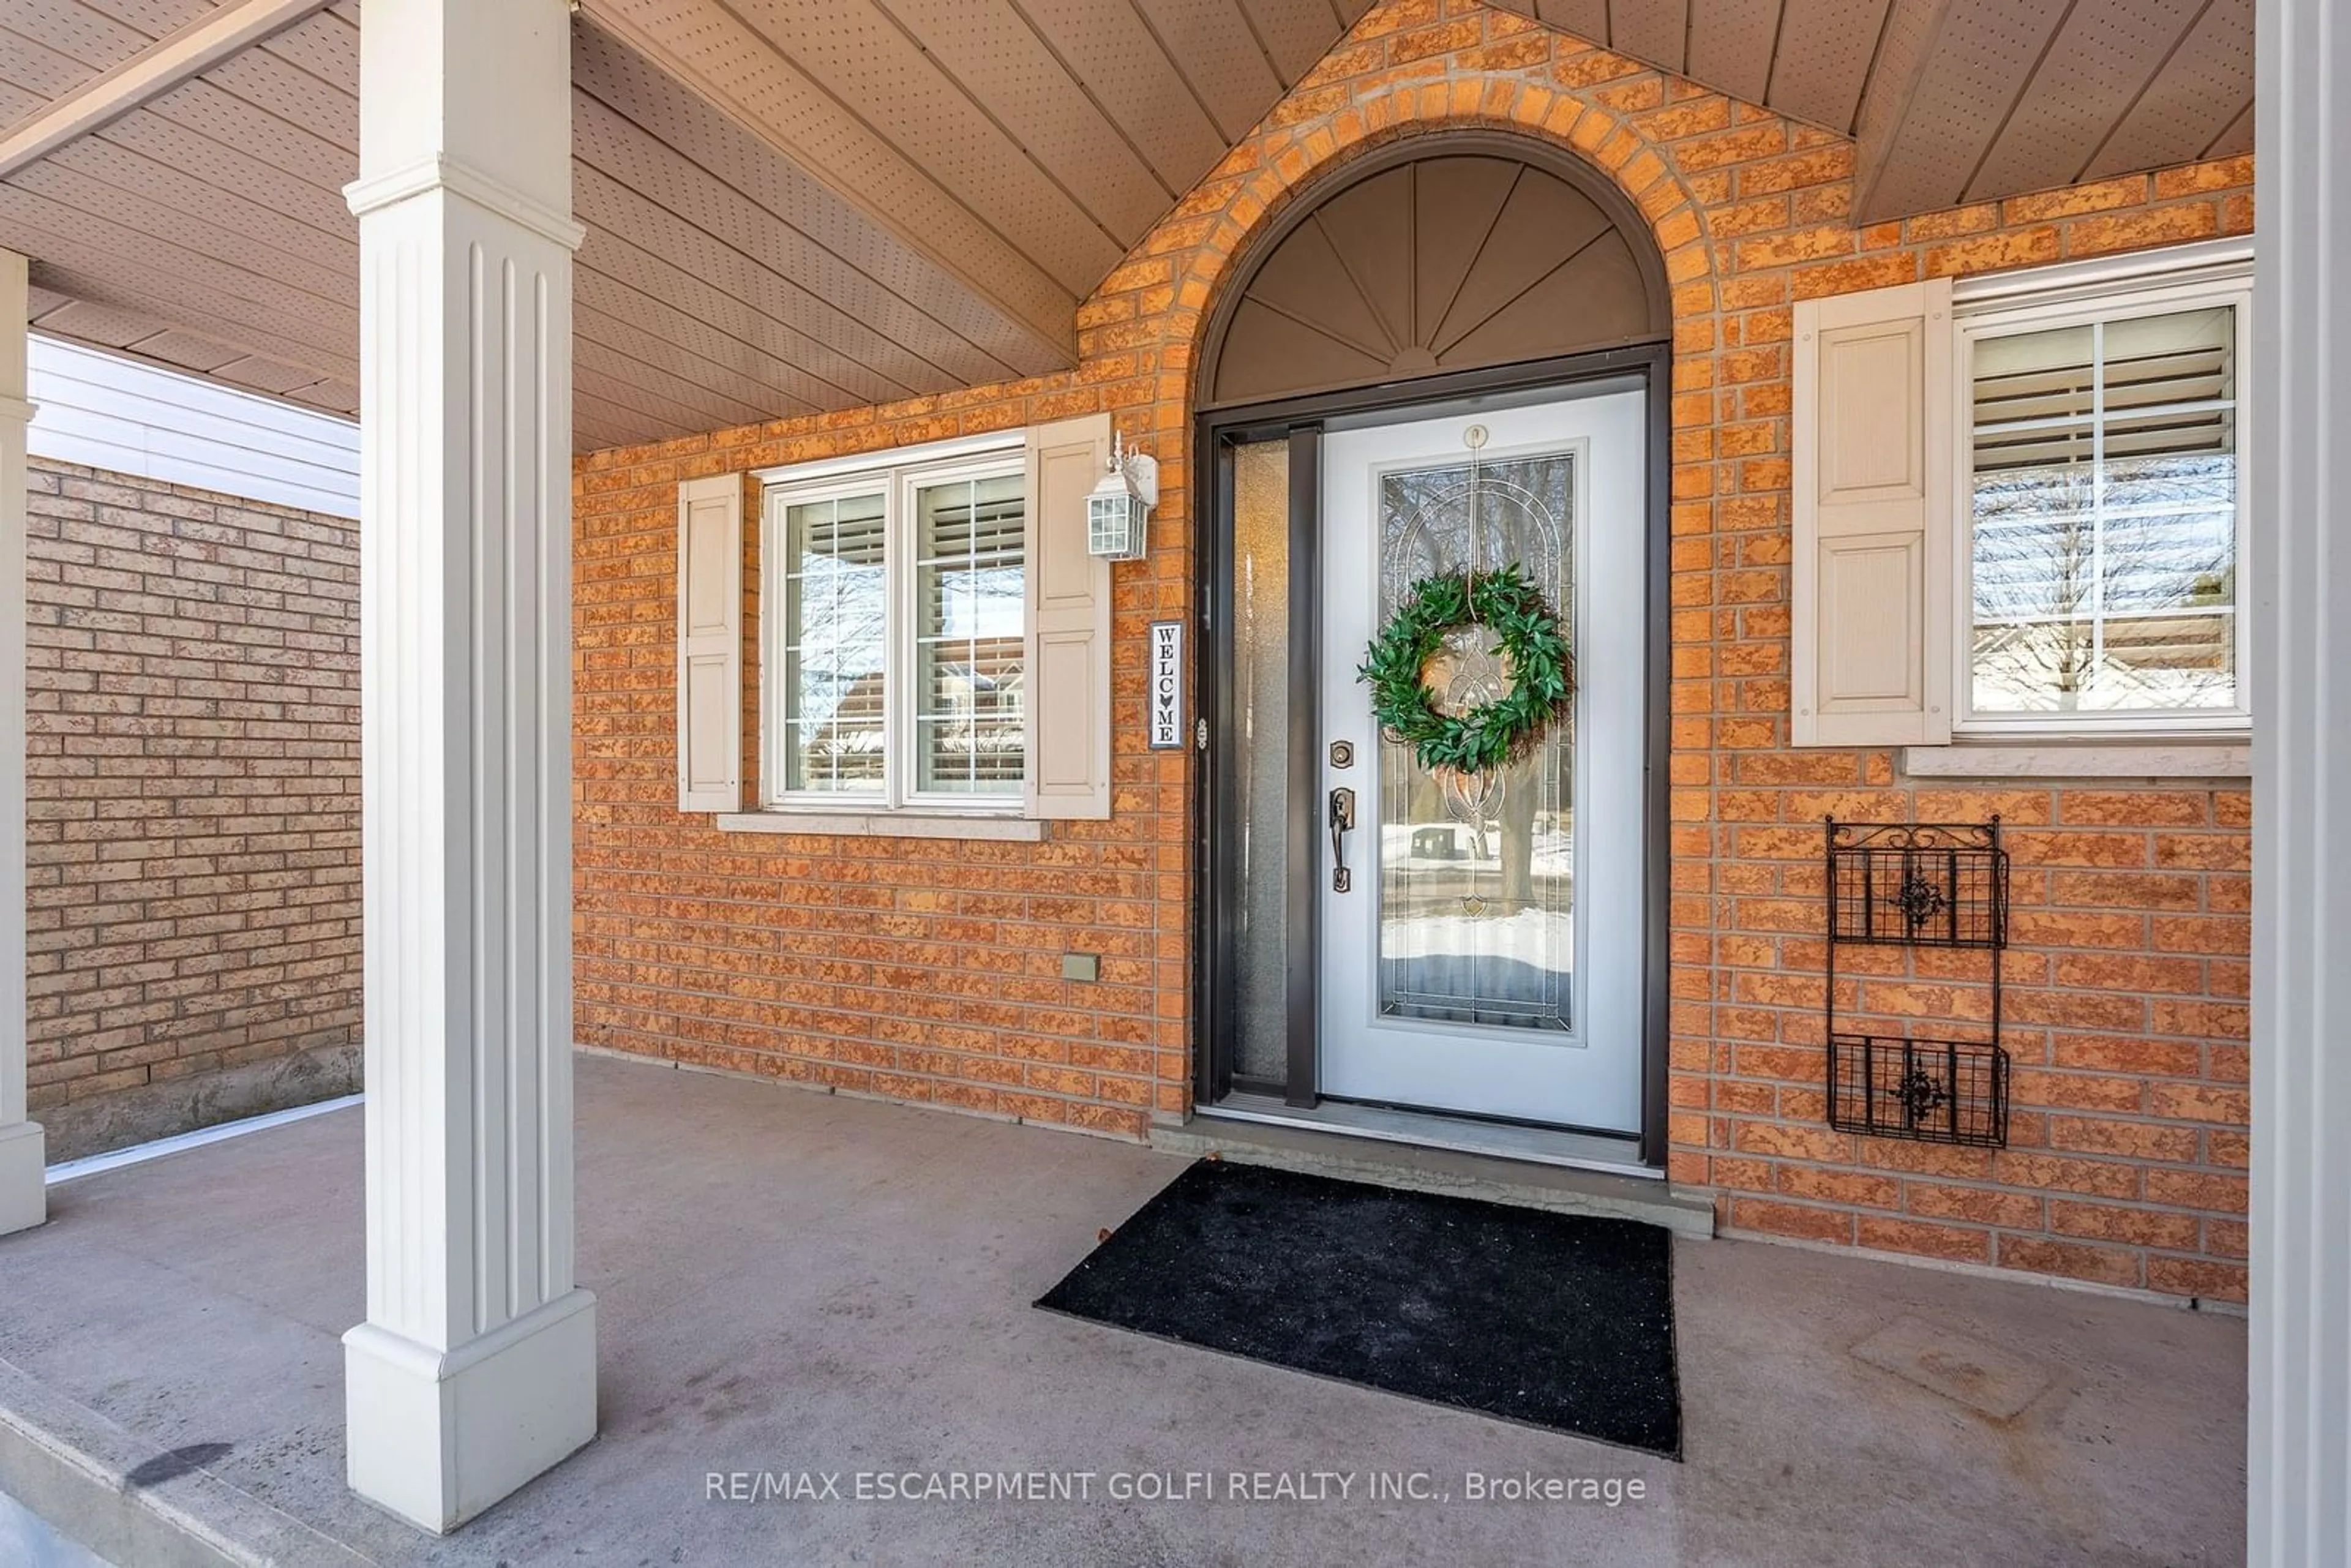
[757,447,1030,820]
[1948,244,2254,744]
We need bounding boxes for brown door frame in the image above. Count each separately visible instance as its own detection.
[1192,340,1674,1166]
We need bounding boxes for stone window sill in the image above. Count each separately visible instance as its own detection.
[1901,741,2250,780]
[714,810,1046,842]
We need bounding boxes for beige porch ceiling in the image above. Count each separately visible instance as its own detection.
[0,0,2253,449]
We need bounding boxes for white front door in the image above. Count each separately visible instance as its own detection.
[1319,389,1648,1133]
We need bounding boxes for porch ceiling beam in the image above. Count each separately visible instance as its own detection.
[572,0,1079,373]
[0,0,338,182]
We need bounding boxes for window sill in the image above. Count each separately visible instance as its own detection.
[1902,741,2249,779]
[714,809,1045,842]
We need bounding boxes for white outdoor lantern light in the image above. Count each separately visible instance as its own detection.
[1086,429,1159,562]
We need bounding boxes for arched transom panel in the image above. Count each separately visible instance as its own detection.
[1202,138,1671,409]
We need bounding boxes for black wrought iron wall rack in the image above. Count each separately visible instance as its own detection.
[1823,817,2010,1148]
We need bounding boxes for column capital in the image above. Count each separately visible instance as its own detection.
[343,154,586,252]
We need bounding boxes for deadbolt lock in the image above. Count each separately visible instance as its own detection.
[1329,740,1354,769]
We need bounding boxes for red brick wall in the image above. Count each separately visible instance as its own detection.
[572,0,2253,1299]
[23,459,362,1120]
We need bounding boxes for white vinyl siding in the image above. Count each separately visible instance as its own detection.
[27,335,358,517]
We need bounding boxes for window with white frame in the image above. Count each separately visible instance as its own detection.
[763,450,1028,809]
[1958,264,2249,734]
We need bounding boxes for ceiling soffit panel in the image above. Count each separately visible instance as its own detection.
[576,0,1079,371]
[1863,0,2079,219]
[1005,0,1228,194]
[9,157,350,305]
[1855,0,2254,222]
[726,0,1123,288]
[1,7,364,415]
[1128,0,1285,142]
[1967,0,2204,200]
[94,102,351,232]
[45,127,351,277]
[573,271,848,416]
[1853,0,1959,214]
[571,38,1020,388]
[1239,0,1344,88]
[861,0,1176,238]
[2082,0,2252,180]
[569,165,940,408]
[2201,102,2249,160]
[1,182,351,356]
[1764,0,1894,132]
[1528,1,1609,48]
[1607,0,1690,74]
[0,18,112,103]
[1683,0,1782,110]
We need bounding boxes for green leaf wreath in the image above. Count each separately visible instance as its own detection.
[1357,564,1574,775]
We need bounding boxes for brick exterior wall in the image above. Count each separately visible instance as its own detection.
[23,458,362,1127]
[572,0,2254,1300]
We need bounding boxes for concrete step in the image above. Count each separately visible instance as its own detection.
[1149,1114,1717,1239]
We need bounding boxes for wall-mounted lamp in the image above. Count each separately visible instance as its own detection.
[1086,429,1159,562]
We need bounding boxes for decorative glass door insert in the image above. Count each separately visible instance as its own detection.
[1375,452,1576,1031]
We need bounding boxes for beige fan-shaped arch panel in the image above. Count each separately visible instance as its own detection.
[1201,137,1670,408]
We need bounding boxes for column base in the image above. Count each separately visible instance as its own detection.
[344,1287,597,1532]
[0,1120,44,1236]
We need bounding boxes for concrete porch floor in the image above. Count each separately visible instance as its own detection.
[0,1053,2243,1566]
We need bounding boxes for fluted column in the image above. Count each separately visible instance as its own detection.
[2249,0,2351,1561]
[0,250,39,1239]
[339,0,593,1532]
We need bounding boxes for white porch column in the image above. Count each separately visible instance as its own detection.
[2250,0,2351,1561]
[0,250,39,1238]
[340,0,593,1533]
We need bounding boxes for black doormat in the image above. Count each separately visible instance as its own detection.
[1037,1160,1681,1458]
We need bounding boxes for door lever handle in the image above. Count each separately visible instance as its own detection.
[1329,786,1356,893]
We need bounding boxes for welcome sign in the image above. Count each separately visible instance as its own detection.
[1149,621,1183,749]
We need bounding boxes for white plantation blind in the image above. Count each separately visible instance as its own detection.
[677,474,744,811]
[912,471,1027,796]
[774,489,888,795]
[1965,301,2242,722]
[1791,277,1955,748]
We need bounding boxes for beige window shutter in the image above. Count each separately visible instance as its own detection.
[1791,277,1955,748]
[1022,413,1114,820]
[676,473,744,812]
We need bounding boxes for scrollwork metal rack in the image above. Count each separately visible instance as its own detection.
[1823,817,2011,1148]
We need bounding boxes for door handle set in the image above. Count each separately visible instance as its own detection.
[1329,786,1355,893]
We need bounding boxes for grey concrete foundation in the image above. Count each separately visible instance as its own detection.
[34,1039,360,1163]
